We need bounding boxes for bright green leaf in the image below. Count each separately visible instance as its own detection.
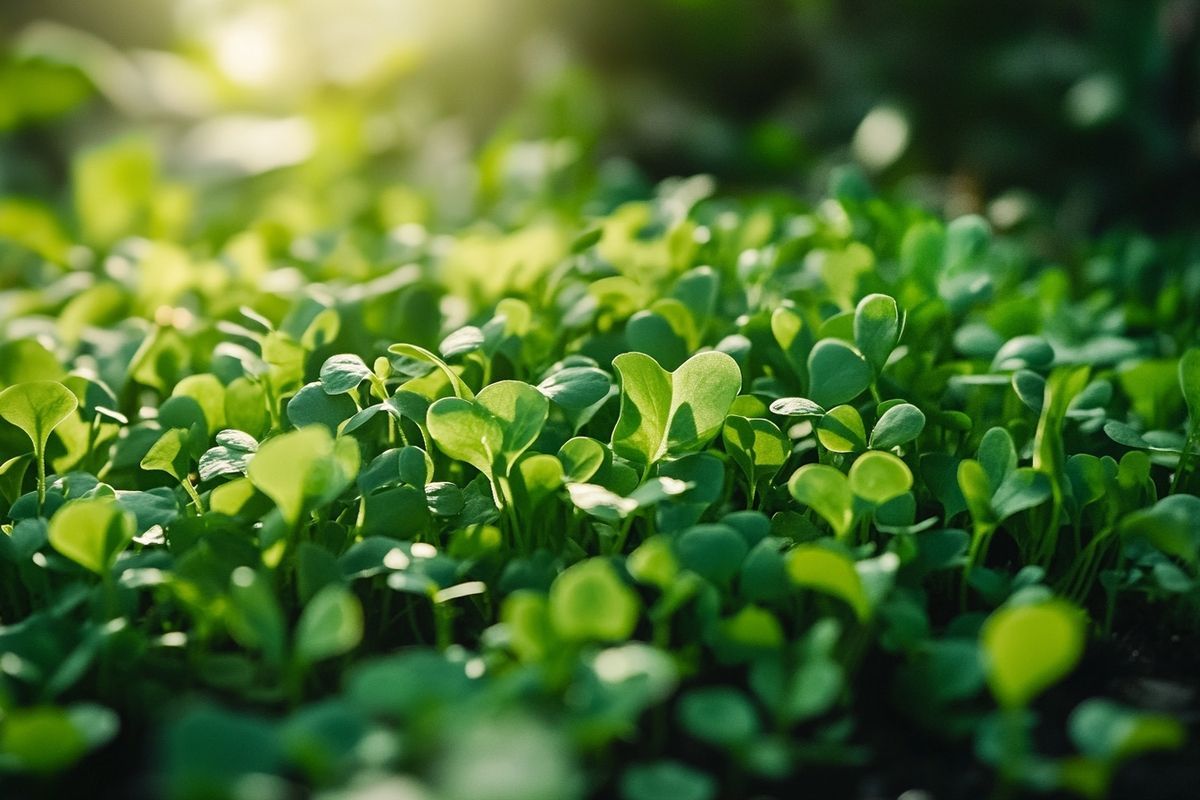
[0,380,78,458]
[549,558,640,642]
[788,464,854,538]
[247,427,360,524]
[854,293,900,372]
[849,451,913,505]
[48,497,135,574]
[611,351,742,467]
[786,544,870,620]
[816,404,866,453]
[981,599,1085,708]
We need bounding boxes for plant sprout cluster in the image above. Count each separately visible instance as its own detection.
[0,160,1198,799]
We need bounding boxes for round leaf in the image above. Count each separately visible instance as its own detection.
[549,559,639,642]
[677,688,760,748]
[870,403,925,449]
[816,404,867,453]
[295,585,364,664]
[319,354,372,395]
[247,427,360,524]
[807,339,873,408]
[620,761,715,800]
[426,397,503,476]
[981,599,1085,708]
[854,293,900,371]
[287,382,357,434]
[676,523,748,584]
[849,451,913,505]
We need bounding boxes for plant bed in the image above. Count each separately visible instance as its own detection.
[1,167,1199,800]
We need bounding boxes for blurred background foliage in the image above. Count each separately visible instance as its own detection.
[0,0,1198,243]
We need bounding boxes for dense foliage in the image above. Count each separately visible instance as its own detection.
[1,148,1199,799]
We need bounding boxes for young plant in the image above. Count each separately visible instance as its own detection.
[0,381,78,513]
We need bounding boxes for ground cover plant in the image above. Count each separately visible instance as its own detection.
[1,146,1199,800]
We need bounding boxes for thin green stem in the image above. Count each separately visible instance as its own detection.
[961,522,995,608]
[181,478,204,512]
[494,474,524,551]
[35,447,46,516]
[1169,422,1198,495]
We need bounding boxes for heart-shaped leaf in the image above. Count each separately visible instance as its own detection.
[816,404,867,453]
[991,468,1053,521]
[0,380,78,459]
[558,437,608,483]
[141,428,191,482]
[427,380,548,479]
[611,351,742,467]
